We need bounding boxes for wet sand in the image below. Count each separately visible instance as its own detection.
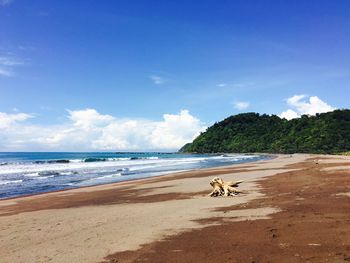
[1,154,349,262]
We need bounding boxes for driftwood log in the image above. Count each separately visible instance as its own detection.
[209,177,244,197]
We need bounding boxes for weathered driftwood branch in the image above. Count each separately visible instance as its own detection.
[209,177,244,197]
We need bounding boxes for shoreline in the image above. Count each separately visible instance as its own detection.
[0,153,274,202]
[1,154,349,262]
[0,154,280,215]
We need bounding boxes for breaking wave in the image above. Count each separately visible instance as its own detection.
[0,152,270,199]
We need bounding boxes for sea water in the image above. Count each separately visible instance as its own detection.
[0,152,269,199]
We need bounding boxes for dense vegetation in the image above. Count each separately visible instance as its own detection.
[179,110,350,154]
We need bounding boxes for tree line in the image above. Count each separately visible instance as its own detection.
[179,110,350,154]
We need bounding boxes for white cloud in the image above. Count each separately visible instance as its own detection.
[150,110,204,149]
[0,109,206,151]
[279,109,299,120]
[217,83,227,87]
[287,95,335,115]
[233,101,250,110]
[280,94,335,120]
[68,108,114,129]
[149,75,165,85]
[0,112,33,129]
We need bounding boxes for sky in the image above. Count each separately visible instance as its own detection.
[0,0,349,151]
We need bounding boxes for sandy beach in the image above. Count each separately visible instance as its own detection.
[1,154,350,262]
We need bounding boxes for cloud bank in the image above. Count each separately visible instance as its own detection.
[280,95,335,120]
[0,109,206,151]
[0,95,337,150]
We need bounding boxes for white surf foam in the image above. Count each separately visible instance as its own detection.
[0,179,23,185]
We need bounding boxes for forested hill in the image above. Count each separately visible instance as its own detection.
[179,110,350,154]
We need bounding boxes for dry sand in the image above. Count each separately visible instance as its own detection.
[0,154,349,263]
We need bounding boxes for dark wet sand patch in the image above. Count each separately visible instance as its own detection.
[102,158,350,263]
[0,164,264,216]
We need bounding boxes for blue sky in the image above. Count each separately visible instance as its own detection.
[0,0,349,151]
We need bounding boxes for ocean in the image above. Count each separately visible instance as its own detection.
[0,152,269,199]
